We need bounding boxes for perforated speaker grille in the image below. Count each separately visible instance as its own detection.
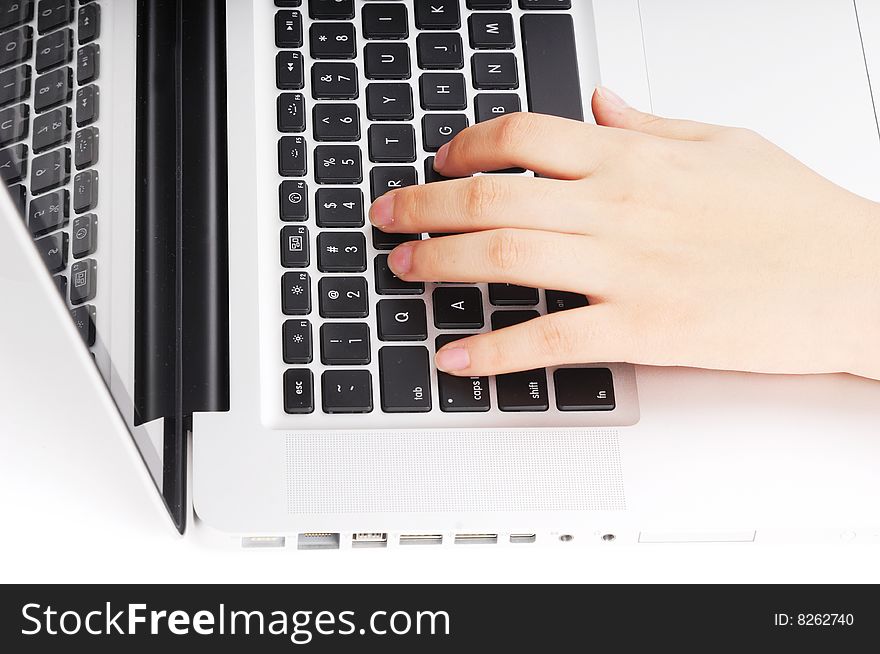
[284,430,626,515]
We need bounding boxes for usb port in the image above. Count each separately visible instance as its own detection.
[297,533,340,550]
[454,533,498,545]
[352,533,388,549]
[509,533,536,544]
[399,534,443,546]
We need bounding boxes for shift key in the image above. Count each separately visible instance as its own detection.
[497,369,548,412]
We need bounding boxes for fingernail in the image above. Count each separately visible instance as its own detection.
[387,243,413,276]
[436,347,470,372]
[370,193,395,227]
[434,143,450,170]
[597,86,629,108]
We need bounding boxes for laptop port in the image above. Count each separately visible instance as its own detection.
[352,533,388,549]
[297,533,340,550]
[241,536,286,549]
[399,534,443,545]
[454,533,498,545]
[509,533,536,544]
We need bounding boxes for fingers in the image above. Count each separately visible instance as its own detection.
[435,305,623,376]
[591,86,724,141]
[432,112,620,179]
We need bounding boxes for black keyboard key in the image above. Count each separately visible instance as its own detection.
[0,143,26,183]
[416,33,463,70]
[280,180,308,220]
[283,369,314,414]
[489,283,538,306]
[0,26,32,68]
[283,319,313,364]
[76,44,99,84]
[75,84,98,126]
[74,126,97,169]
[72,169,97,213]
[77,2,100,44]
[362,3,408,40]
[369,164,417,200]
[379,346,432,412]
[35,231,67,273]
[521,13,584,121]
[435,333,491,413]
[278,135,307,176]
[275,10,303,48]
[282,271,311,315]
[276,51,304,90]
[468,1,511,8]
[316,187,363,227]
[70,304,95,346]
[313,103,360,141]
[554,367,615,411]
[415,0,460,30]
[422,113,468,152]
[469,13,515,49]
[276,0,302,5]
[520,0,571,8]
[0,65,31,107]
[372,227,420,251]
[35,28,72,73]
[311,62,358,99]
[322,370,373,413]
[433,286,484,329]
[318,276,368,318]
[424,155,455,184]
[374,254,424,295]
[317,231,366,272]
[69,257,96,305]
[365,43,411,80]
[491,309,539,330]
[277,93,306,132]
[71,213,96,258]
[54,273,66,297]
[320,322,370,365]
[497,368,549,411]
[366,83,413,121]
[31,147,69,194]
[377,298,428,341]
[32,106,70,152]
[472,52,518,90]
[0,103,28,147]
[34,67,71,113]
[310,22,356,59]
[281,224,310,267]
[8,182,25,215]
[308,0,354,20]
[36,0,71,34]
[314,144,362,184]
[545,289,588,313]
[419,73,466,110]
[27,188,67,235]
[368,123,416,163]
[475,93,520,122]
[0,0,33,30]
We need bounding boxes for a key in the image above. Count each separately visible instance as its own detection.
[276,51,304,90]
[0,65,31,107]
[314,144,362,184]
[492,310,539,330]
[368,123,416,163]
[283,369,314,414]
[311,62,358,99]
[365,43,411,80]
[362,3,408,40]
[282,319,313,364]
[467,1,512,8]
[468,13,515,49]
[35,231,67,273]
[318,276,369,318]
[70,304,95,347]
[281,224,310,268]
[77,2,100,44]
[33,107,70,152]
[278,135,307,176]
[281,271,311,315]
[545,289,588,313]
[366,83,413,121]
[308,0,354,20]
[310,22,356,59]
[372,227,421,251]
[416,33,463,70]
[522,13,584,121]
[369,165,417,200]
[0,104,28,147]
[280,180,308,220]
[54,274,66,297]
[0,27,32,68]
[374,254,424,295]
[31,147,70,195]
[475,93,520,123]
[419,73,466,110]
[37,0,71,34]
[34,67,71,113]
[497,368,549,411]
[316,187,363,227]
[69,257,96,305]
[422,114,468,152]
[275,10,303,48]
[0,144,27,184]
[433,287,484,329]
[554,368,615,411]
[377,298,428,341]
[277,93,306,132]
[472,52,518,90]
[313,103,360,141]
[72,169,97,213]
[320,322,370,365]
[317,231,366,272]
[35,28,71,73]
[76,44,98,84]
[75,84,98,126]
[28,188,68,235]
[74,126,97,169]
[415,0,460,30]
[71,213,96,258]
[0,0,33,30]
[322,370,373,414]
[379,346,432,412]
[435,334,491,412]
[520,0,571,9]
[490,283,538,306]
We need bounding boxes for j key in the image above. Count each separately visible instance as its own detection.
[75,84,98,126]
[522,14,584,121]
[372,227,420,251]
[277,93,306,132]
[362,3,408,40]
[497,368,549,412]
[475,93,520,123]
[469,14,515,49]
[546,289,588,313]
[366,83,413,121]
[472,53,518,90]
[316,187,364,227]
[71,213,97,258]
[435,334,491,413]
[282,319,313,364]
[377,299,428,342]
[492,309,539,330]
[35,28,72,73]
[416,33,463,70]
[37,0,71,34]
[283,369,314,414]
[419,73,467,110]
[278,136,307,176]
[34,67,71,112]
[280,180,308,220]
[312,62,358,99]
[320,322,370,365]
[33,107,70,152]
[422,113,468,152]
[31,147,70,195]
[308,0,354,20]
[379,346,432,413]
[28,189,68,235]
[317,231,366,272]
[520,0,572,8]
[0,65,31,107]
[555,368,615,412]
[374,254,424,295]
[489,283,538,306]
[318,276,369,318]
[77,2,100,44]
[275,10,303,48]
[0,104,28,147]
[433,287,484,329]
[54,274,66,297]
[310,22,356,59]
[282,271,311,315]
[365,43,411,80]
[72,169,97,213]
[276,51,304,90]
[76,44,99,84]
[368,123,415,163]
[314,144,362,184]
[322,370,373,413]
[0,0,33,30]
[69,257,97,305]
[369,165,417,201]
[0,144,27,184]
[415,0,460,30]
[313,103,360,141]
[74,126,97,169]
[467,1,511,8]
[70,305,96,347]
[281,224,310,268]
[0,27,32,68]
[35,231,67,273]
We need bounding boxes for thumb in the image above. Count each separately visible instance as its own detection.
[592,86,721,141]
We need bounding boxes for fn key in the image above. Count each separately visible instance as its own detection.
[284,369,314,414]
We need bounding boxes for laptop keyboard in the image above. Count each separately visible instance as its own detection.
[1,0,101,348]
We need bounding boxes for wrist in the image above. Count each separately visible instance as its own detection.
[841,199,880,380]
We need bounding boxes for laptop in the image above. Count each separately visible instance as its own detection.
[1,0,879,547]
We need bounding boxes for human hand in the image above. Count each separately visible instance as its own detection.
[369,88,880,381]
